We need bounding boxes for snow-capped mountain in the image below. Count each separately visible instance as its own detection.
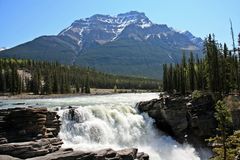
[58,11,202,51]
[0,11,203,79]
[59,11,153,47]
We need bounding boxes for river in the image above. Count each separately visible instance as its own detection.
[0,93,209,160]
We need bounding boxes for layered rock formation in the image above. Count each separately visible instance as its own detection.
[137,94,217,143]
[0,147,148,160]
[0,138,62,159]
[0,107,61,143]
[28,148,149,160]
[0,107,62,159]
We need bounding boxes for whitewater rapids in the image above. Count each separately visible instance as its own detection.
[0,93,209,159]
[56,93,202,160]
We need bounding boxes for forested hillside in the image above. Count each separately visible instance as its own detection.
[0,58,160,95]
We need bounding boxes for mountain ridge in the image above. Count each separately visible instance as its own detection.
[58,11,202,52]
[0,11,203,79]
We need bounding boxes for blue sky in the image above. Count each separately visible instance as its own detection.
[0,0,239,48]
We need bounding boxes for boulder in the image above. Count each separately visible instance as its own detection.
[116,148,138,160]
[0,138,62,159]
[137,94,217,143]
[94,148,117,158]
[0,107,61,143]
[138,96,189,137]
[137,152,149,160]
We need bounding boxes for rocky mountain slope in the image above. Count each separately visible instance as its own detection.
[0,11,203,79]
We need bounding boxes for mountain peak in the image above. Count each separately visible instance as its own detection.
[117,11,149,23]
[90,14,112,20]
[117,11,146,18]
[182,30,194,37]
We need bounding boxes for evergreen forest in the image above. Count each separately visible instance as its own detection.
[0,58,160,95]
[163,34,240,95]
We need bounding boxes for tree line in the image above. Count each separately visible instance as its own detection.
[163,33,240,95]
[0,58,160,95]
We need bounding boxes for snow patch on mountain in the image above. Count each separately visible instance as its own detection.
[58,11,203,51]
[0,47,7,52]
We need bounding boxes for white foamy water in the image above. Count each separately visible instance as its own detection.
[0,93,209,160]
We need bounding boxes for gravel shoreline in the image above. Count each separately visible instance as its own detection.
[0,88,149,100]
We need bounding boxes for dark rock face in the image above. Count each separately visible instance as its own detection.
[138,97,189,136]
[187,95,216,139]
[0,107,61,143]
[138,95,217,143]
[27,148,147,160]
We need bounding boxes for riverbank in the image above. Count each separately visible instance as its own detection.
[0,88,151,100]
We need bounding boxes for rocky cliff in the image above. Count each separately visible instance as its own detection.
[137,94,217,144]
[0,107,61,143]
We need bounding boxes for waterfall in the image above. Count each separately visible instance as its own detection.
[58,102,202,160]
[1,93,210,159]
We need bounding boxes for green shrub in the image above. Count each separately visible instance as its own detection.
[192,90,203,99]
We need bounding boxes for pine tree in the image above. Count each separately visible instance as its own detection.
[43,74,52,94]
[182,51,187,68]
[10,65,19,94]
[189,52,195,91]
[2,71,7,93]
[168,64,173,92]
[173,66,178,91]
[75,83,80,93]
[0,65,3,92]
[31,70,41,94]
[52,72,60,94]
[163,64,168,91]
[211,101,232,160]
[181,52,186,94]
[176,64,181,92]
[85,72,90,93]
